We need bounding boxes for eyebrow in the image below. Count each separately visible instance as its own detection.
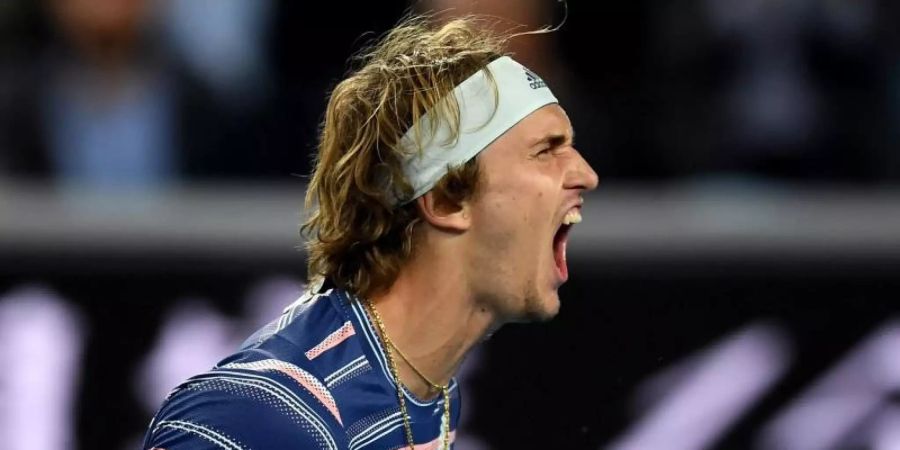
[532,130,575,148]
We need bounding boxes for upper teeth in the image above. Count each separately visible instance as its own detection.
[562,210,582,225]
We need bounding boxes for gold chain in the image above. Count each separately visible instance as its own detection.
[363,299,451,450]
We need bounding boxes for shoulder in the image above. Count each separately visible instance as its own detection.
[143,288,395,450]
[143,366,347,450]
[234,288,366,384]
[144,289,363,450]
[238,288,353,354]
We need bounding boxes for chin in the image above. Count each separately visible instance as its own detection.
[496,288,560,324]
[523,291,560,322]
[541,293,562,319]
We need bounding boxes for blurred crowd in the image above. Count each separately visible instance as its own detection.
[1,0,898,192]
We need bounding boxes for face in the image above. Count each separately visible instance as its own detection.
[465,104,599,323]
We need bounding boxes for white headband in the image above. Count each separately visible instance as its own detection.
[396,56,558,205]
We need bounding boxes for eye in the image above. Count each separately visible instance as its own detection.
[532,146,553,159]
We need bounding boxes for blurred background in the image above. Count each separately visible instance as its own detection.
[1,0,900,449]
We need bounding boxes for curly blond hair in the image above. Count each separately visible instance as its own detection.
[301,15,513,299]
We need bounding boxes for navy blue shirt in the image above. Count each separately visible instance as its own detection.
[144,288,460,449]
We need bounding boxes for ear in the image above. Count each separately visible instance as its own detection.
[415,191,472,232]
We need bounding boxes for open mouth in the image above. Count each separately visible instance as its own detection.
[552,207,581,282]
[553,222,572,282]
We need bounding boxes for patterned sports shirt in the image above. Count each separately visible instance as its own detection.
[143,288,460,449]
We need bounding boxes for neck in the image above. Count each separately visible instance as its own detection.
[367,237,494,400]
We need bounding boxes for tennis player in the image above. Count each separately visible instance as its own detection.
[144,14,597,450]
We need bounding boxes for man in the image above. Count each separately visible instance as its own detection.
[144,14,597,450]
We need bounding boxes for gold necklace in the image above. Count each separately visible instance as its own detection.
[363,299,451,450]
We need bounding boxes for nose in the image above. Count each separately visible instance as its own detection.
[564,149,599,192]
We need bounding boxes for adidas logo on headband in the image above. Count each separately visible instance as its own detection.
[524,68,547,90]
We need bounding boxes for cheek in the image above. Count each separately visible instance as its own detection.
[470,199,529,270]
[474,169,557,252]
[478,181,554,241]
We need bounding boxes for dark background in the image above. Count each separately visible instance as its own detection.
[1,0,899,449]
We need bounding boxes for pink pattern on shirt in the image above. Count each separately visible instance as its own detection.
[224,359,343,426]
[305,321,356,360]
